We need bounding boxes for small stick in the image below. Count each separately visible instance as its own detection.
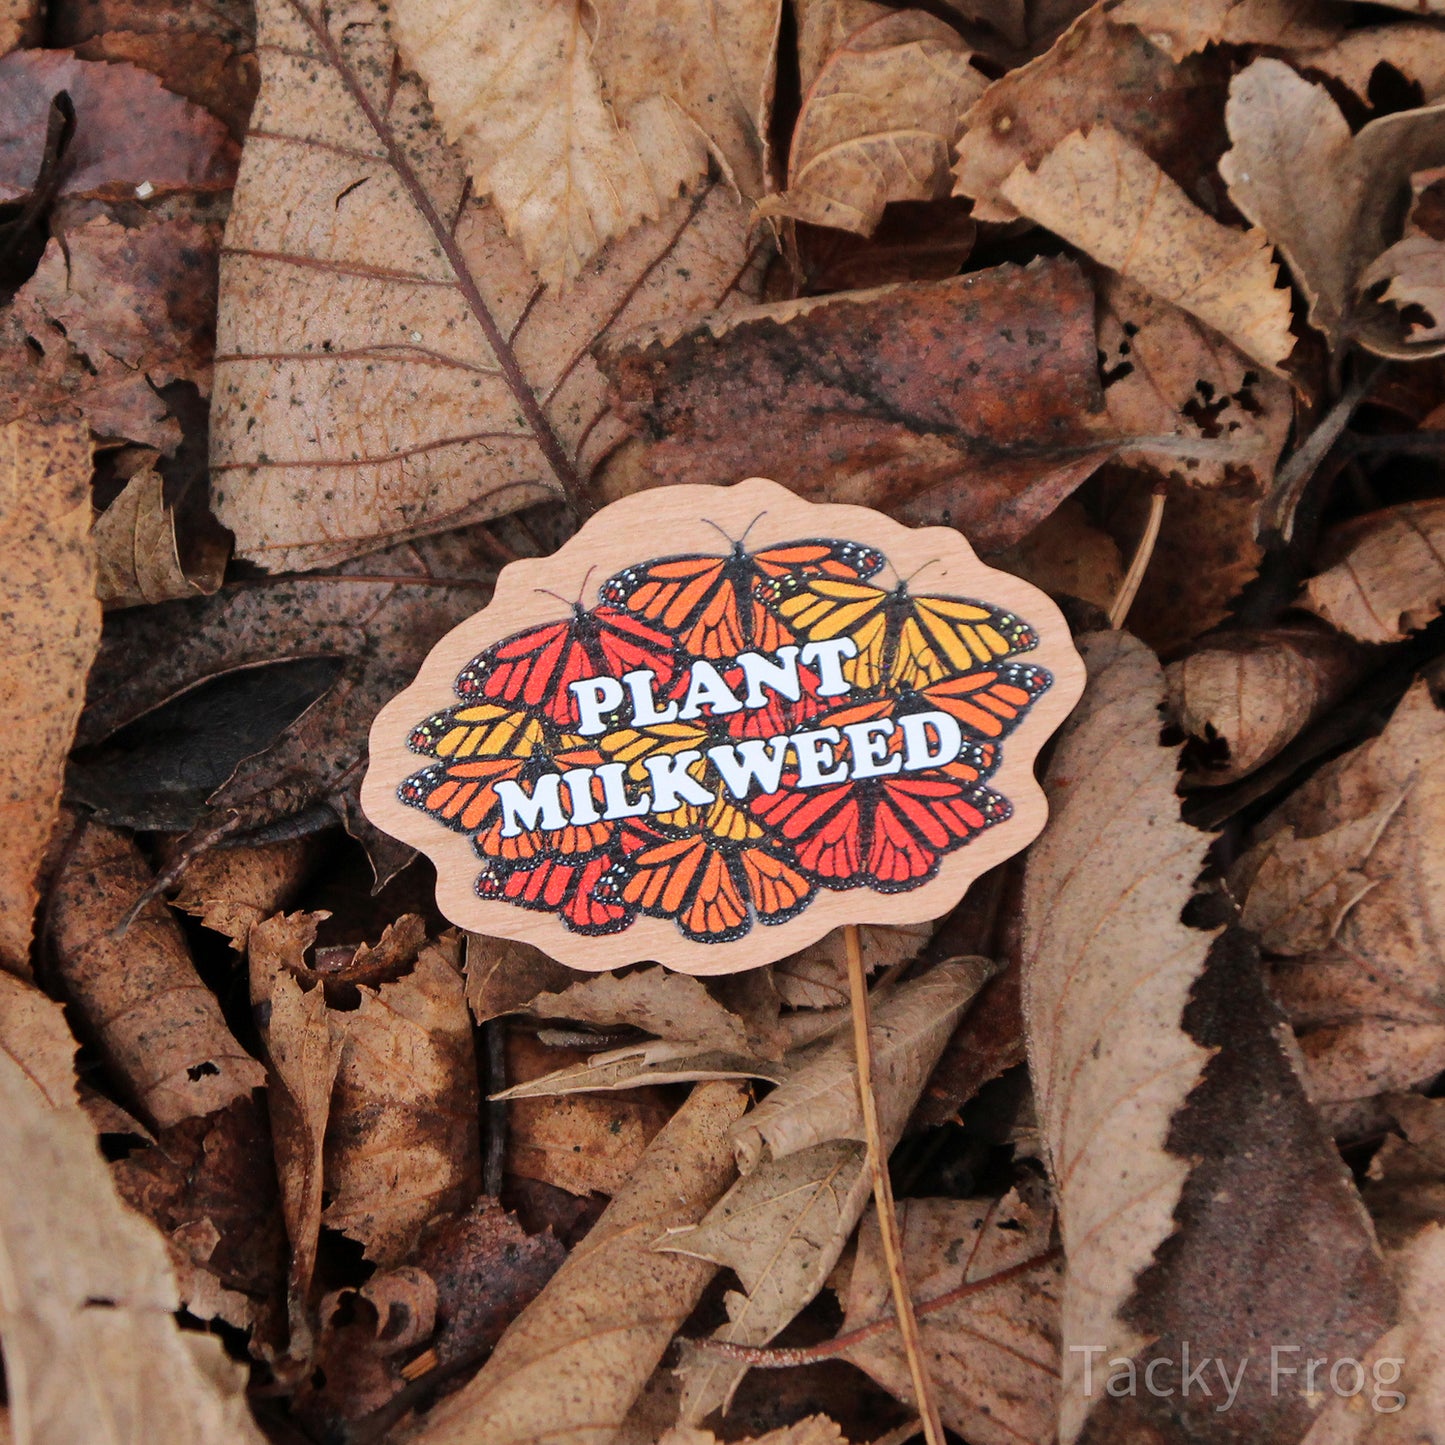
[845,923,946,1445]
[1108,480,1167,630]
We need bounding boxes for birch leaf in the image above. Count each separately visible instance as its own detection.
[1020,630,1219,1444]
[999,124,1295,372]
[213,0,766,572]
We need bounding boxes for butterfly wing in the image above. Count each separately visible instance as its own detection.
[913,663,1053,738]
[888,595,1039,690]
[475,853,632,935]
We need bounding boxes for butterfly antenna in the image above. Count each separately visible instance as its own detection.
[899,558,942,591]
[699,516,739,549]
[574,565,598,606]
[737,509,769,546]
[533,585,576,608]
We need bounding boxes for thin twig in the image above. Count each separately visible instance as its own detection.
[483,1018,508,1197]
[844,924,946,1445]
[1108,480,1167,630]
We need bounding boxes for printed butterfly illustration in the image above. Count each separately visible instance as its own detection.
[397,532,1053,942]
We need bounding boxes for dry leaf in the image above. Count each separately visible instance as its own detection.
[755,0,984,235]
[953,6,1226,222]
[599,258,1122,552]
[839,1182,1062,1445]
[0,972,79,1110]
[1304,23,1445,106]
[1020,629,1218,1443]
[213,0,766,572]
[249,910,350,1356]
[1096,272,1294,490]
[1302,501,1445,645]
[0,1035,267,1444]
[408,1081,748,1445]
[3,215,220,450]
[1167,626,1362,785]
[731,957,994,1170]
[659,1419,846,1445]
[323,934,482,1267]
[1238,681,1445,1133]
[665,960,994,1422]
[1220,58,1445,358]
[772,920,934,1010]
[0,49,236,201]
[171,835,321,951]
[990,496,1124,614]
[465,933,578,1023]
[1110,0,1341,62]
[0,419,99,975]
[494,1038,789,1100]
[51,822,266,1127]
[94,463,228,609]
[0,0,39,53]
[999,125,1294,373]
[505,1030,674,1196]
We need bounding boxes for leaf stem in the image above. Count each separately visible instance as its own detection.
[1108,480,1167,630]
[845,923,946,1445]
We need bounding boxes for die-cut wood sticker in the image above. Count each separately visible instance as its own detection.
[362,478,1084,974]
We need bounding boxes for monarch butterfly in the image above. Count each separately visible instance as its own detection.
[407,701,548,760]
[475,852,633,935]
[457,604,676,728]
[607,817,813,942]
[764,576,1037,692]
[599,538,886,659]
[901,663,1053,739]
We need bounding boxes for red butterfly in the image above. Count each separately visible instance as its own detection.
[902,662,1052,739]
[599,537,885,659]
[475,853,632,935]
[457,604,676,728]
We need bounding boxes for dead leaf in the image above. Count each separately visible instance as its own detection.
[953,6,1227,222]
[838,1182,1062,1445]
[50,0,259,139]
[989,496,1124,614]
[1109,0,1341,62]
[999,125,1294,373]
[94,462,228,607]
[213,0,767,572]
[665,960,994,1422]
[731,958,995,1171]
[50,821,266,1126]
[1167,626,1363,785]
[1302,500,1445,644]
[408,1081,748,1445]
[914,958,1026,1127]
[0,972,79,1109]
[249,910,350,1357]
[505,1030,673,1196]
[0,1029,267,1444]
[3,214,221,450]
[755,0,984,235]
[0,418,99,975]
[1096,272,1294,489]
[1093,925,1395,1439]
[465,933,579,1023]
[772,921,934,1010]
[1220,58,1445,358]
[0,0,39,54]
[1303,23,1445,106]
[1019,629,1218,1443]
[599,258,1122,552]
[322,933,482,1267]
[1237,681,1445,1134]
[493,1038,789,1101]
[111,1095,287,1333]
[171,834,322,951]
[0,49,237,201]
[659,1419,847,1445]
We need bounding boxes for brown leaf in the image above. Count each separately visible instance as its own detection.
[465,932,579,1023]
[772,921,934,1010]
[1167,626,1363,785]
[999,125,1294,373]
[664,960,994,1422]
[839,1182,1062,1445]
[407,1081,749,1445]
[0,1024,267,1443]
[952,6,1226,222]
[249,910,349,1356]
[504,1030,673,1196]
[94,461,228,608]
[323,933,481,1267]
[0,418,99,975]
[989,497,1124,615]
[659,1419,847,1445]
[50,0,259,139]
[1110,0,1341,62]
[171,834,322,952]
[914,958,1026,1127]
[1238,681,1445,1134]
[1302,500,1445,645]
[1303,23,1445,106]
[1220,58,1445,358]
[1094,926,1395,1440]
[1096,272,1294,489]
[111,1095,287,1333]
[1019,629,1218,1443]
[51,822,265,1127]
[755,0,984,235]
[3,214,220,449]
[598,258,1121,552]
[731,958,995,1170]
[0,49,237,201]
[0,0,40,53]
[213,0,767,572]
[0,972,79,1110]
